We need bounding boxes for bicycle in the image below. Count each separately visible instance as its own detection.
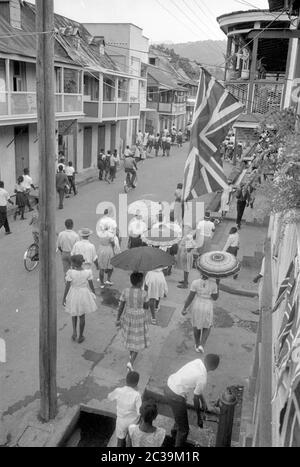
[124,171,138,193]
[24,242,39,272]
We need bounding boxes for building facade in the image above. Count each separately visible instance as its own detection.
[217,8,298,145]
[0,2,147,192]
[83,22,149,149]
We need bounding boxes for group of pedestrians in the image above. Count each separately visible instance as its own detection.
[135,126,184,159]
[56,157,77,210]
[0,167,37,236]
[97,149,120,183]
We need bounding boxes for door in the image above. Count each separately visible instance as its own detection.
[83,127,92,169]
[14,125,29,178]
[110,124,116,151]
[98,125,105,154]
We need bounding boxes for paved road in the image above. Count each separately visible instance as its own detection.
[0,144,188,415]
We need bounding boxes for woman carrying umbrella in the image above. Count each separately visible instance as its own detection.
[181,274,220,353]
[116,272,156,372]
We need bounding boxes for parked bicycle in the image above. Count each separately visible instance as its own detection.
[24,241,39,272]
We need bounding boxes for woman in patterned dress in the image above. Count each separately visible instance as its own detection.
[116,272,156,372]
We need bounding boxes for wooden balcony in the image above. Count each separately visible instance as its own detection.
[0,92,83,121]
[158,102,186,114]
[83,100,140,120]
[225,80,284,115]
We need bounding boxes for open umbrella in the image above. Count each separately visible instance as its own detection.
[111,246,175,272]
[142,222,182,248]
[196,251,240,278]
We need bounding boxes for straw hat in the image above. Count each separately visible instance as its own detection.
[78,228,93,237]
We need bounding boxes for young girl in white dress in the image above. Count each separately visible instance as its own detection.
[181,273,219,353]
[63,254,97,343]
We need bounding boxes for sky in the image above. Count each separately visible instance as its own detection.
[50,0,269,43]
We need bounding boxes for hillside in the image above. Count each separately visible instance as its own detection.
[152,41,226,81]
[170,40,226,67]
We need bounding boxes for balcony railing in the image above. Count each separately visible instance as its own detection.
[225,82,249,107]
[158,102,186,113]
[252,82,284,114]
[100,101,140,120]
[225,80,284,115]
[0,92,83,118]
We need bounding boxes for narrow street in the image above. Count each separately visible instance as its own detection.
[0,144,188,417]
[1,143,267,445]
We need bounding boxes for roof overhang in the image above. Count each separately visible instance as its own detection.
[217,9,291,35]
[247,28,300,39]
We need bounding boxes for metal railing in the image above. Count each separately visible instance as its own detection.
[251,81,284,114]
[225,80,284,115]
[225,82,249,107]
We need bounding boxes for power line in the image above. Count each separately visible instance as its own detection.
[154,0,202,41]
[179,0,225,53]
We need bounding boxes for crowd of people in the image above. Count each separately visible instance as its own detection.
[0,125,266,448]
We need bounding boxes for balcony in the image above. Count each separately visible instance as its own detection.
[158,102,186,114]
[225,80,284,115]
[0,92,83,120]
[83,101,140,120]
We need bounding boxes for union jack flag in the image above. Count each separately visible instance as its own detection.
[272,261,295,313]
[183,68,244,201]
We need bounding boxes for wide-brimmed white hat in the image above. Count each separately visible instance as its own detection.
[78,228,93,237]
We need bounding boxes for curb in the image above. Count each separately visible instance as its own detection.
[219,283,258,298]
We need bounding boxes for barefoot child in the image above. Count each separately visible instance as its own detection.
[116,272,156,372]
[108,371,141,447]
[63,254,97,343]
[144,268,168,317]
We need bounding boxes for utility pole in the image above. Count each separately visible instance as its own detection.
[36,0,57,421]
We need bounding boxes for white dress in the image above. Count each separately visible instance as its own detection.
[64,269,97,316]
[189,278,218,329]
[144,270,168,300]
[220,185,233,213]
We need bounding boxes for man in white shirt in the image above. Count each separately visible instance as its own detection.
[22,168,36,212]
[65,161,77,196]
[196,211,215,254]
[128,212,147,248]
[98,209,117,235]
[164,355,220,447]
[0,181,14,235]
[57,219,80,275]
[71,228,98,270]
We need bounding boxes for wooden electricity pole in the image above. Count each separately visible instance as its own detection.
[36,0,57,421]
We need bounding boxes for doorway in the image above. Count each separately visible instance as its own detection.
[14,125,29,178]
[83,127,92,169]
[110,124,116,151]
[98,125,105,154]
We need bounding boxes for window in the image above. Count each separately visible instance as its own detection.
[12,61,26,92]
[118,79,128,101]
[55,67,62,93]
[84,74,99,101]
[147,87,156,102]
[103,77,114,101]
[149,57,156,66]
[64,68,82,94]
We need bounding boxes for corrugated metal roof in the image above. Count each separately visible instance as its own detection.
[0,2,73,64]
[24,2,120,72]
[147,64,187,91]
[0,1,121,73]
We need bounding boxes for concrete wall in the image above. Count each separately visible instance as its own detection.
[0,125,15,194]
[28,123,39,184]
